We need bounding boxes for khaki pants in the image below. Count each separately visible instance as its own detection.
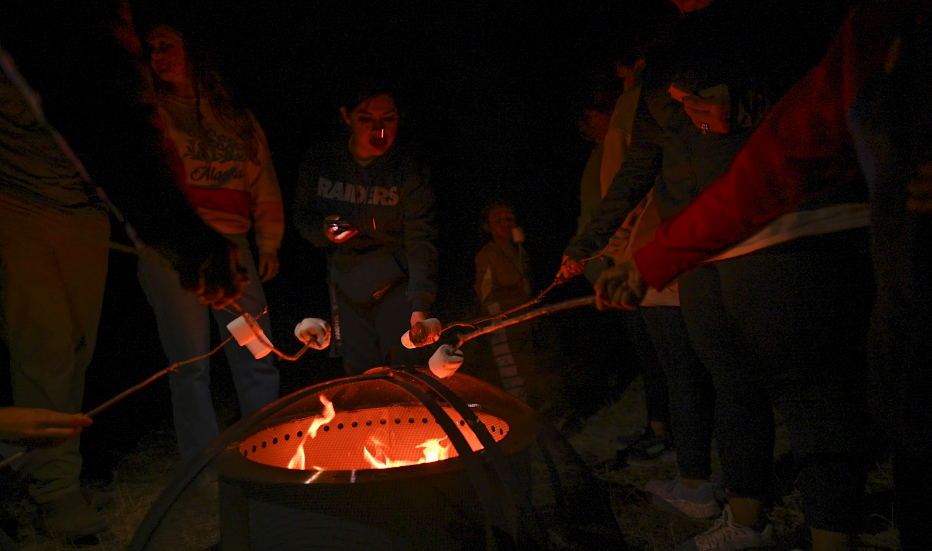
[0,195,109,503]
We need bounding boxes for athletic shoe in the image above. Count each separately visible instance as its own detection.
[41,489,108,538]
[625,433,676,467]
[645,474,722,519]
[675,505,774,551]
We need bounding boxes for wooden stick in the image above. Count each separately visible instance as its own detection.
[454,296,595,349]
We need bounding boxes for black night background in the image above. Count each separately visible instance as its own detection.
[3,0,679,481]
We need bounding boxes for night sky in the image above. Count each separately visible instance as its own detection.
[77,0,678,475]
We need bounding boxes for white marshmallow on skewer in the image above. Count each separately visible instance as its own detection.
[429,345,464,378]
[227,313,274,359]
[400,318,442,349]
[294,318,332,350]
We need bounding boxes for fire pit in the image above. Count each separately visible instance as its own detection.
[131,367,626,551]
[211,368,540,551]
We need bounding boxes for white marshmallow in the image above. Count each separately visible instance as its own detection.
[429,345,464,378]
[294,318,332,350]
[227,314,274,359]
[512,226,525,244]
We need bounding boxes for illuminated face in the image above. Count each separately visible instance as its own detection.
[341,94,399,159]
[147,25,191,91]
[487,206,516,243]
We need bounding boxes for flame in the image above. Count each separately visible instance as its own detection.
[287,395,335,470]
[363,436,451,469]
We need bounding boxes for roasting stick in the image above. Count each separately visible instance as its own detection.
[454,295,595,349]
[0,304,315,471]
[441,251,606,335]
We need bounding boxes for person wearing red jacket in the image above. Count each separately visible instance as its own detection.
[597,2,931,548]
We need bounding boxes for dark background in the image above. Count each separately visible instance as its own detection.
[6,0,680,479]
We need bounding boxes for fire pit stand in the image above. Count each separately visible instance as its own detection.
[129,368,626,551]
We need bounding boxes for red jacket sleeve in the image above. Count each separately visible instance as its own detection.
[634,3,896,289]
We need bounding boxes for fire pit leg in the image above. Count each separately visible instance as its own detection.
[218,478,249,551]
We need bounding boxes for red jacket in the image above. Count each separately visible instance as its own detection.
[634,2,908,289]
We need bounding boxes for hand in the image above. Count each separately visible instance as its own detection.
[0,407,92,446]
[556,255,586,282]
[294,318,332,350]
[258,252,280,282]
[593,259,648,310]
[682,95,730,134]
[906,162,932,213]
[176,236,249,310]
[323,215,358,244]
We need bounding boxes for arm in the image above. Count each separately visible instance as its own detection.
[249,120,285,281]
[633,4,892,290]
[0,407,91,446]
[293,147,331,248]
[401,166,439,315]
[563,91,663,262]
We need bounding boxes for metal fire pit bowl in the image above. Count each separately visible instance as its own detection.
[238,405,509,472]
[211,368,541,551]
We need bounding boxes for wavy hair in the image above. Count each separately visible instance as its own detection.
[143,21,259,162]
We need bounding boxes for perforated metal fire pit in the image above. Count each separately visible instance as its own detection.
[211,368,540,551]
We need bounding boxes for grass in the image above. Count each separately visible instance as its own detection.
[0,375,901,550]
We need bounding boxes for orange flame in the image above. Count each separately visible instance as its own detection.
[363,436,451,469]
[287,395,335,470]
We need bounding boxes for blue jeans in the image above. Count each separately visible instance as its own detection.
[138,233,279,463]
[679,228,873,533]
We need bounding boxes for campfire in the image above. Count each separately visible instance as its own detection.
[238,394,510,472]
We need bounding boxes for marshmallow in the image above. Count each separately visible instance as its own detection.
[227,313,274,359]
[400,318,442,349]
[294,318,332,350]
[512,226,525,244]
[429,345,464,378]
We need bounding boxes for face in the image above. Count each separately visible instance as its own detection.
[341,94,399,159]
[147,25,190,90]
[487,206,517,242]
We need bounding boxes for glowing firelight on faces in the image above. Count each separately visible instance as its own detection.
[284,395,455,471]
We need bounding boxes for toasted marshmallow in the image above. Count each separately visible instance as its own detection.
[294,318,332,350]
[400,318,442,349]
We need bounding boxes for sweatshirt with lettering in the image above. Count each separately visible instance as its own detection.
[294,141,438,313]
[157,95,284,254]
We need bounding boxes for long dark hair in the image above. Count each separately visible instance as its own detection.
[142,20,259,161]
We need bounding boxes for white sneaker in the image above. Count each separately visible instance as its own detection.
[675,505,774,551]
[645,474,722,519]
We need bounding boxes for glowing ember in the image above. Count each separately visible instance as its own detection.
[287,395,336,470]
[363,437,452,469]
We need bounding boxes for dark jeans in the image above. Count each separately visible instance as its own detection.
[335,282,414,374]
[679,228,873,533]
[640,306,715,480]
[619,310,669,428]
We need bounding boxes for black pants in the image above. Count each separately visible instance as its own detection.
[641,306,715,480]
[620,310,670,429]
[678,228,873,533]
[334,283,414,374]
